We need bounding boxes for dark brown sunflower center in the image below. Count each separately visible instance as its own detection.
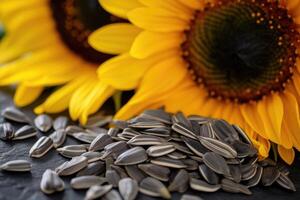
[183,0,300,103]
[50,0,117,63]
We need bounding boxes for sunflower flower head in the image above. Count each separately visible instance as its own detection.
[90,0,300,164]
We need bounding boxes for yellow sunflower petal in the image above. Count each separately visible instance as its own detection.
[88,23,141,55]
[128,7,188,32]
[130,30,184,59]
[14,83,44,107]
[99,0,143,19]
[278,145,295,165]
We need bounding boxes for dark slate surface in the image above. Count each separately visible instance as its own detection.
[1,88,300,200]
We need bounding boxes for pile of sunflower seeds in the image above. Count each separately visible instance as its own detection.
[0,107,296,200]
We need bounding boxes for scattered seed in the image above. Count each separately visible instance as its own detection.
[0,122,14,140]
[106,169,121,187]
[57,145,87,158]
[40,169,64,194]
[261,166,280,186]
[203,152,231,177]
[49,129,66,148]
[53,116,68,130]
[77,161,105,176]
[146,144,175,157]
[81,151,103,163]
[199,164,219,185]
[115,147,147,165]
[29,136,53,158]
[1,107,31,123]
[138,163,170,182]
[0,160,31,172]
[139,177,171,199]
[85,185,112,200]
[128,135,167,146]
[151,156,187,169]
[119,178,139,200]
[89,133,113,152]
[34,114,53,132]
[276,172,296,192]
[103,189,122,200]
[13,125,37,140]
[56,156,88,176]
[85,113,112,128]
[221,178,252,195]
[245,166,263,188]
[125,165,146,183]
[190,178,221,192]
[72,132,97,143]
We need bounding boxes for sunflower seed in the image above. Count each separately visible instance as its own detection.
[89,133,113,152]
[188,115,211,124]
[151,156,187,169]
[146,144,175,157]
[103,189,122,200]
[259,158,277,167]
[1,107,31,123]
[141,109,172,124]
[203,152,231,176]
[106,169,121,187]
[211,120,239,142]
[119,178,138,200]
[232,125,251,144]
[57,145,87,158]
[81,151,103,163]
[189,171,201,179]
[182,159,199,171]
[56,156,88,176]
[77,161,105,176]
[53,116,68,130]
[221,178,252,195]
[190,178,221,192]
[0,160,31,172]
[66,125,84,135]
[227,164,242,183]
[241,163,257,181]
[229,140,257,158]
[173,112,192,129]
[102,141,128,159]
[111,165,128,178]
[199,136,237,158]
[182,136,208,157]
[139,177,171,199]
[40,169,64,194]
[277,163,290,175]
[85,185,112,200]
[172,123,197,140]
[71,176,107,189]
[168,169,189,193]
[72,132,97,143]
[107,127,120,137]
[85,113,112,128]
[0,122,14,140]
[170,142,193,155]
[29,136,53,158]
[199,164,219,185]
[13,125,37,140]
[115,147,147,165]
[199,123,215,138]
[34,114,53,132]
[129,121,165,129]
[245,166,263,188]
[181,194,204,200]
[189,155,203,162]
[138,164,170,182]
[49,129,67,148]
[125,165,146,183]
[128,135,167,146]
[167,151,187,159]
[226,158,240,165]
[276,172,296,191]
[261,166,280,186]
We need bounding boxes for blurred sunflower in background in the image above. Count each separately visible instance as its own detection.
[0,0,142,124]
[90,0,300,164]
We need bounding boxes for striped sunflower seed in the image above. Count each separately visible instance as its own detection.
[261,166,280,186]
[49,129,67,148]
[167,151,187,160]
[111,120,128,129]
[151,156,187,169]
[102,141,128,159]
[118,178,139,200]
[140,109,172,124]
[89,133,113,152]
[77,161,105,176]
[85,185,112,200]
[72,132,97,143]
[1,107,31,124]
[125,165,146,183]
[182,159,199,171]
[56,156,88,176]
[232,125,252,144]
[85,114,112,128]
[29,136,53,158]
[228,164,242,183]
[139,177,171,199]
[106,169,121,187]
[146,144,175,157]
[53,116,68,130]
[276,172,296,192]
[168,169,189,193]
[241,163,258,181]
[103,189,122,200]
[181,136,208,157]
[211,120,239,142]
[107,127,120,137]
[229,140,257,158]
[190,178,221,192]
[81,151,103,163]
[65,125,84,136]
[129,121,166,129]
[199,136,237,158]
[40,169,64,194]
[181,194,204,200]
[127,135,167,146]
[0,160,31,172]
[71,176,107,189]
[138,163,170,182]
[115,147,147,165]
[57,145,87,158]
[172,123,197,140]
[172,112,193,129]
[203,152,231,177]
[13,125,37,140]
[199,164,219,185]
[221,178,252,195]
[170,142,193,155]
[111,165,128,179]
[34,114,53,132]
[245,166,263,188]
[199,123,215,138]
[0,122,14,140]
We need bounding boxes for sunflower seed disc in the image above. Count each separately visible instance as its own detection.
[139,177,171,199]
[0,160,31,172]
[77,161,105,176]
[168,169,189,193]
[125,165,146,183]
[13,125,37,140]
[151,156,187,169]
[1,107,31,124]
[276,172,296,191]
[89,133,113,152]
[85,185,112,200]
[49,129,67,148]
[71,176,107,189]
[146,144,175,157]
[53,116,68,130]
[181,194,204,200]
[0,122,14,140]
[40,169,64,194]
[138,163,170,182]
[34,114,53,132]
[221,178,252,195]
[119,178,139,200]
[29,136,53,158]
[190,178,221,192]
[56,156,88,176]
[115,147,147,165]
[261,166,280,186]
[199,164,219,185]
[203,152,231,177]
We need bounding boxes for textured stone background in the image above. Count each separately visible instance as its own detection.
[1,88,300,200]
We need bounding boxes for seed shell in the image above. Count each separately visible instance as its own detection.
[203,152,231,177]
[139,177,171,199]
[190,178,221,192]
[49,129,67,148]
[0,160,31,172]
[56,156,88,176]
[29,136,53,158]
[119,178,139,200]
[34,114,53,132]
[1,107,31,123]
[0,122,15,140]
[115,147,147,165]
[13,125,37,140]
[85,185,112,200]
[53,116,68,130]
[138,163,170,182]
[40,169,64,194]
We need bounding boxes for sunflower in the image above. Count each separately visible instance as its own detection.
[90,0,300,164]
[0,0,142,124]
